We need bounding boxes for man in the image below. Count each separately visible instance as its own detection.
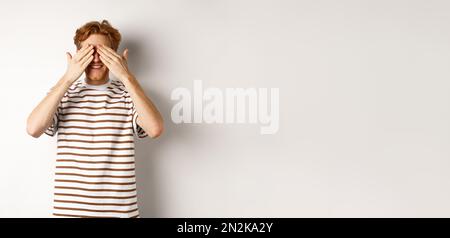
[26,20,164,218]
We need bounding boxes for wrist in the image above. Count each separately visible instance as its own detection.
[120,74,136,85]
[61,73,78,87]
[62,72,78,84]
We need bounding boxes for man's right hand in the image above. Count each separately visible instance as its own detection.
[63,44,94,83]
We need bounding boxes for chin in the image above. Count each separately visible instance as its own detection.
[86,71,108,81]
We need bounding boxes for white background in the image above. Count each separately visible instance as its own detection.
[1,0,450,217]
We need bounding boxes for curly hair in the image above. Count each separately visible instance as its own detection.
[73,20,121,51]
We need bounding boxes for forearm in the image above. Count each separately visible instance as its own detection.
[26,75,73,138]
[121,76,164,138]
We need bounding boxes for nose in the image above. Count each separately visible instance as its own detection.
[93,49,101,63]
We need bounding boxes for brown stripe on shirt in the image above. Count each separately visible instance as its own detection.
[58,132,133,137]
[56,159,134,164]
[55,173,136,178]
[60,112,130,117]
[54,199,138,206]
[61,99,132,105]
[57,139,133,144]
[56,166,135,171]
[54,206,138,213]
[55,179,136,185]
[57,152,134,157]
[55,186,136,192]
[66,94,130,100]
[61,106,129,110]
[57,146,134,151]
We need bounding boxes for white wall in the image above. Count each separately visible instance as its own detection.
[1,0,450,217]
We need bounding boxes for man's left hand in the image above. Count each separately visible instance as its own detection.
[97,44,133,81]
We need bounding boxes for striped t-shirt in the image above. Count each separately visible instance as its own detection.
[45,77,147,218]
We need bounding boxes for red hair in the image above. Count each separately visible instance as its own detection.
[73,20,121,51]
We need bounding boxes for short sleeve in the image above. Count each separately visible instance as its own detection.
[45,104,61,137]
[131,101,148,138]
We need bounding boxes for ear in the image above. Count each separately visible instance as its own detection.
[123,48,129,61]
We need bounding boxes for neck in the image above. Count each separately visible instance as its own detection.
[85,77,109,86]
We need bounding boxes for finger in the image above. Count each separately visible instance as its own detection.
[97,47,116,62]
[99,55,113,68]
[76,44,88,53]
[78,45,94,57]
[79,48,94,62]
[99,54,112,64]
[75,44,90,56]
[78,48,94,62]
[66,52,72,62]
[81,55,94,68]
[79,48,94,63]
[100,47,122,64]
[97,46,116,59]
[75,45,94,62]
[122,49,129,61]
[99,44,121,57]
[73,46,90,62]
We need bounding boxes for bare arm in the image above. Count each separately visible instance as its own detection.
[26,76,74,138]
[26,44,94,138]
[122,75,164,138]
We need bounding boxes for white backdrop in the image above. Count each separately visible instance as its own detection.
[1,0,450,217]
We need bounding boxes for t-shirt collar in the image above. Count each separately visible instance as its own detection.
[78,77,112,90]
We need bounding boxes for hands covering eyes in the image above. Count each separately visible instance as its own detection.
[64,44,94,82]
[96,44,133,81]
[63,44,133,83]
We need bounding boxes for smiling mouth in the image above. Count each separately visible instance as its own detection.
[89,64,103,69]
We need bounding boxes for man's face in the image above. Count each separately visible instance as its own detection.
[79,34,112,82]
